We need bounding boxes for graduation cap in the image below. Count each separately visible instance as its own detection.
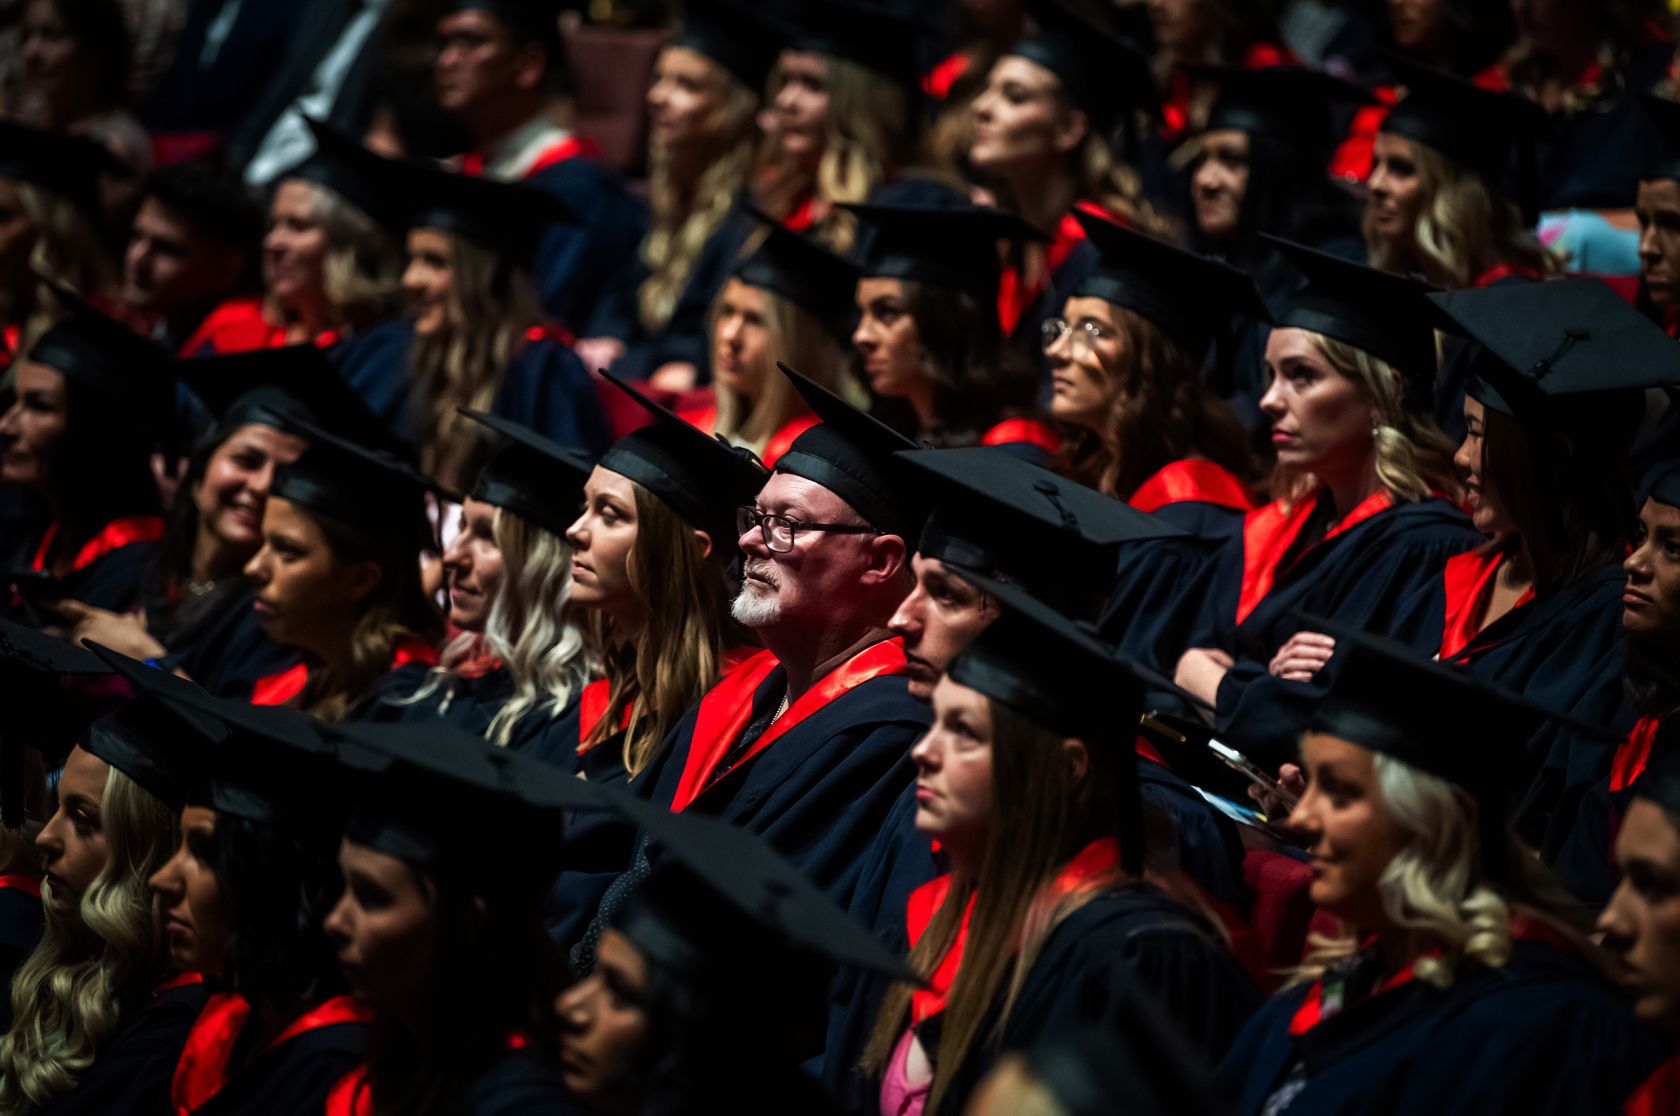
[841,200,1047,303]
[777,0,926,84]
[1195,64,1376,158]
[774,361,923,538]
[733,208,859,339]
[596,370,770,544]
[897,446,1184,619]
[1009,0,1158,127]
[178,345,386,445]
[282,117,390,220]
[1262,235,1440,409]
[458,408,595,536]
[1427,279,1680,431]
[27,286,175,414]
[1379,53,1542,219]
[0,120,122,218]
[1309,624,1616,884]
[1649,462,1680,510]
[82,700,214,813]
[272,419,451,546]
[1071,209,1269,354]
[607,794,917,1059]
[944,568,1149,873]
[376,158,576,263]
[0,621,113,828]
[1639,95,1680,183]
[673,0,784,93]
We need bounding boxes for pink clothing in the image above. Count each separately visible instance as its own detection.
[879,1029,929,1116]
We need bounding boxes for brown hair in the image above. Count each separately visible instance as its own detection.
[0,179,112,351]
[306,180,405,333]
[708,284,840,456]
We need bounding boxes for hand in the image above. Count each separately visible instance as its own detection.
[1174,647,1234,709]
[574,336,626,373]
[1247,762,1306,820]
[1268,631,1337,682]
[151,452,188,510]
[47,599,165,661]
[648,362,698,395]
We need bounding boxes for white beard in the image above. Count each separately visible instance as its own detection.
[731,575,781,627]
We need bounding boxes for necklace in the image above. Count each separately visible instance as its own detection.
[770,691,790,724]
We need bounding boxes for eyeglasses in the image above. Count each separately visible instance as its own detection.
[1040,317,1111,357]
[736,506,881,554]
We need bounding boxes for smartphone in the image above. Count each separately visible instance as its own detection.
[1208,738,1299,814]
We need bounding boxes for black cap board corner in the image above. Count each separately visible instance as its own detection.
[674,0,785,92]
[1011,0,1157,125]
[273,418,454,544]
[734,207,859,338]
[458,408,595,536]
[841,200,1048,302]
[178,344,386,445]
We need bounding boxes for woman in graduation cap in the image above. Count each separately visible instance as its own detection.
[318,722,585,1114]
[0,696,203,1116]
[677,215,851,466]
[0,297,174,616]
[331,156,609,489]
[844,201,1055,459]
[240,423,444,720]
[1170,241,1476,762]
[1217,631,1661,1116]
[373,410,596,757]
[857,574,1257,1116]
[575,0,779,386]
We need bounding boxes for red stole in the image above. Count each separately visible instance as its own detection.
[676,405,815,468]
[922,50,972,99]
[669,640,907,813]
[156,971,205,994]
[172,993,370,1114]
[979,417,1060,455]
[325,1033,529,1116]
[1472,262,1543,288]
[249,638,439,708]
[1611,717,1663,793]
[996,200,1111,336]
[575,677,622,752]
[1626,1055,1680,1116]
[31,515,165,577]
[1437,548,1534,659]
[781,194,816,233]
[0,874,40,897]
[1128,459,1256,516]
[1286,950,1438,1036]
[460,135,599,178]
[906,838,1122,1024]
[1236,490,1393,626]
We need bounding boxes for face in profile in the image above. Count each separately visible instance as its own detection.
[566,466,642,627]
[1287,733,1409,931]
[36,745,110,923]
[0,359,67,495]
[967,55,1081,177]
[403,228,455,337]
[711,278,772,400]
[1365,133,1425,251]
[243,496,382,655]
[766,51,830,162]
[263,180,330,311]
[911,675,996,866]
[1637,178,1680,321]
[148,805,233,976]
[324,840,436,1026]
[889,555,996,703]
[555,927,652,1110]
[1258,327,1377,482]
[1624,496,1680,639]
[442,497,506,633]
[1601,797,1680,1032]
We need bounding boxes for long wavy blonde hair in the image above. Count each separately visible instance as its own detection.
[708,285,839,456]
[0,765,179,1114]
[1270,333,1463,507]
[1363,140,1558,290]
[0,178,112,353]
[637,52,759,333]
[1292,753,1511,988]
[303,180,405,334]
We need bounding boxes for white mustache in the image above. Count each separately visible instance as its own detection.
[742,558,780,587]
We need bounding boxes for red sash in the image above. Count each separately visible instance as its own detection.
[679,404,718,438]
[669,640,907,812]
[906,838,1121,1023]
[179,297,284,357]
[996,200,1111,336]
[980,417,1060,455]
[782,194,816,233]
[461,135,599,178]
[922,50,972,99]
[31,515,166,576]
[172,993,370,1114]
[1128,459,1256,516]
[156,971,204,994]
[1437,549,1534,659]
[1236,490,1393,626]
[249,638,438,707]
[575,677,620,751]
[1287,951,1437,1036]
[325,1032,529,1116]
[1472,262,1543,288]
[1611,717,1663,793]
[763,415,818,467]
[1626,1055,1680,1116]
[0,874,41,897]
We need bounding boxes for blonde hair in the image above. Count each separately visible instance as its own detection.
[638,56,758,333]
[0,766,179,1114]
[0,179,113,352]
[1270,333,1463,507]
[304,180,405,333]
[407,233,541,487]
[1363,141,1558,290]
[1294,753,1511,988]
[708,285,839,456]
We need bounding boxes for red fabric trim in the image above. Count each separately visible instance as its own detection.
[32,516,166,576]
[155,971,205,995]
[462,136,599,179]
[679,404,718,437]
[1437,549,1533,659]
[523,322,577,348]
[324,1066,370,1116]
[1287,950,1438,1036]
[782,195,816,233]
[1236,491,1393,626]
[1134,734,1167,769]
[922,50,972,99]
[906,838,1122,1023]
[179,297,285,358]
[763,415,818,467]
[174,994,371,1114]
[250,662,308,707]
[0,874,41,897]
[1612,717,1663,793]
[980,417,1060,454]
[996,201,1111,335]
[1128,459,1256,515]
[1626,1055,1680,1116]
[576,677,615,752]
[1472,262,1543,288]
[670,640,907,812]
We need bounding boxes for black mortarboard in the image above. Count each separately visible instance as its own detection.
[178,345,386,445]
[1379,53,1542,218]
[82,645,231,811]
[272,419,449,545]
[597,370,770,545]
[458,408,594,536]
[1196,64,1375,158]
[897,447,1183,618]
[774,362,923,538]
[1650,463,1680,510]
[1428,280,1680,425]
[945,569,1148,873]
[778,0,925,83]
[608,795,916,1058]
[27,288,175,415]
[841,200,1048,302]
[1263,235,1440,409]
[1634,720,1680,819]
[734,209,859,339]
[673,0,784,93]
[0,120,121,218]
[284,117,389,219]
[379,158,576,263]
[1309,625,1615,883]
[1071,209,1268,353]
[1009,0,1157,127]
[1639,95,1680,183]
[445,0,562,48]
[0,622,112,827]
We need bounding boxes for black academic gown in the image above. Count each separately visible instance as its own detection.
[161,585,299,701]
[0,877,42,1033]
[461,1050,588,1115]
[41,977,211,1116]
[1216,934,1663,1116]
[1187,493,1481,766]
[353,662,513,734]
[524,157,649,334]
[174,993,367,1116]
